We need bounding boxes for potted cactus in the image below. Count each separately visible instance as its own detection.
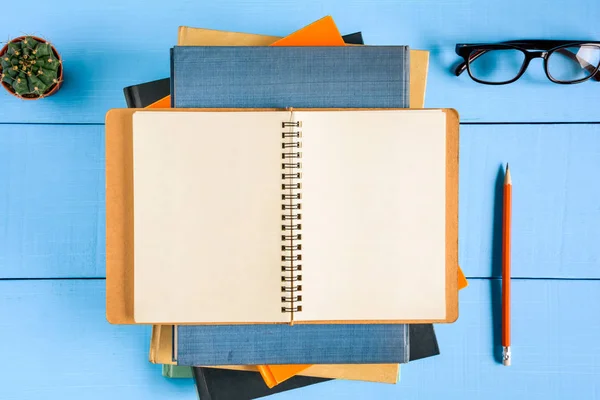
[0,36,63,99]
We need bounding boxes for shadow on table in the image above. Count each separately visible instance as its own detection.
[490,164,505,364]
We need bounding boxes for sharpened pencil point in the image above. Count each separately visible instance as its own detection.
[505,164,512,185]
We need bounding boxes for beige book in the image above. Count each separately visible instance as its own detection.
[409,50,429,108]
[150,325,400,384]
[177,26,429,109]
[178,26,280,47]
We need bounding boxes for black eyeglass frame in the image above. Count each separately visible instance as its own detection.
[454,40,600,85]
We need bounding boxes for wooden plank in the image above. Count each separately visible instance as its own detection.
[1,279,598,399]
[0,124,105,278]
[0,0,599,123]
[0,280,197,400]
[459,124,600,279]
[2,123,599,279]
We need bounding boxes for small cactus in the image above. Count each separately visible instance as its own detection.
[0,36,62,98]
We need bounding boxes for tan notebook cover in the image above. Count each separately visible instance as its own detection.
[176,26,429,109]
[149,325,399,384]
[105,108,458,324]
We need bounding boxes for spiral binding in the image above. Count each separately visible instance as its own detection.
[281,117,303,314]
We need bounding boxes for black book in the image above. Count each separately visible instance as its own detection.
[123,77,170,108]
[409,324,440,361]
[193,367,329,400]
[123,32,367,108]
[340,31,363,45]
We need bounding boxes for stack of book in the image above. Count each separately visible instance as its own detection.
[107,16,468,399]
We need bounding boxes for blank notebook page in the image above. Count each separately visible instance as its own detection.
[296,110,447,321]
[132,111,287,323]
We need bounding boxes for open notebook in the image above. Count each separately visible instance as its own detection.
[130,108,458,324]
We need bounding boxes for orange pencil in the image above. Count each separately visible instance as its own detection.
[502,164,512,366]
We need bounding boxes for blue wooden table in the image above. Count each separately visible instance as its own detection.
[1,1,599,399]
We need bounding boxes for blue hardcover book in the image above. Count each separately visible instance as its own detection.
[171,46,409,108]
[168,45,414,366]
[175,324,409,365]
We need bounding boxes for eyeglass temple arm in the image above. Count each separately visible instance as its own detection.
[454,61,467,76]
[454,49,488,76]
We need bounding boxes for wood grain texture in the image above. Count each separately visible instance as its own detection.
[0,280,197,400]
[459,124,600,279]
[0,124,105,278]
[0,0,599,123]
[1,279,598,399]
[3,123,599,280]
[1,4,599,398]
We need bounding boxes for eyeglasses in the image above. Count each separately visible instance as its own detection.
[455,40,600,84]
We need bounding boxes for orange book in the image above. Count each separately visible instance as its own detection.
[269,15,346,47]
[458,265,468,289]
[257,365,312,388]
[147,95,170,108]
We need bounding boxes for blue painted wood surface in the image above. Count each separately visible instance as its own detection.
[2,123,599,279]
[0,0,599,123]
[0,281,197,400]
[1,1,599,398]
[1,279,598,400]
[0,124,105,278]
[459,124,600,279]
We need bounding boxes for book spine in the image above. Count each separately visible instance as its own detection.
[162,365,194,378]
[169,48,175,107]
[192,367,214,400]
[123,86,142,108]
[281,113,303,318]
[149,325,160,363]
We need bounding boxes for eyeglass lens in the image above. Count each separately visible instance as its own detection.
[467,49,525,83]
[546,45,600,83]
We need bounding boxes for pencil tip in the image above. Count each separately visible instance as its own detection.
[505,164,512,185]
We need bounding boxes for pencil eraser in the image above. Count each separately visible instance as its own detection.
[502,346,511,366]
